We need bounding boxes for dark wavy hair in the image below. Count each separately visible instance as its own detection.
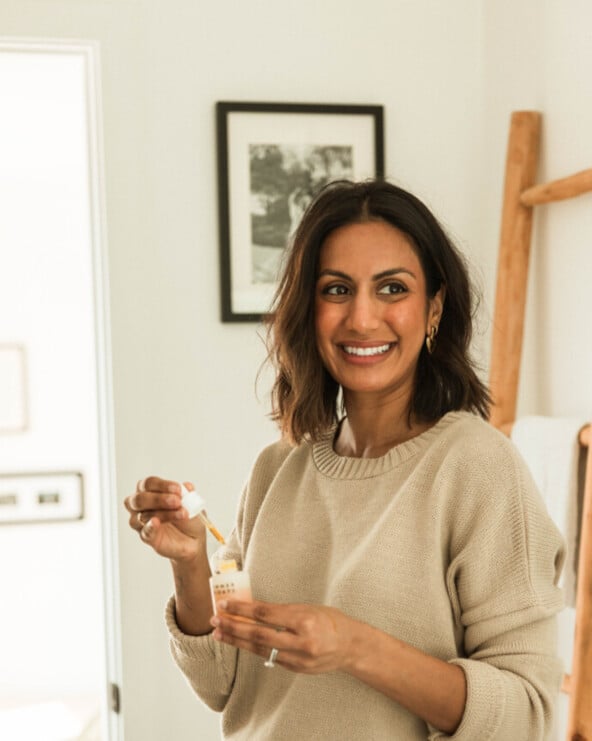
[264,179,490,444]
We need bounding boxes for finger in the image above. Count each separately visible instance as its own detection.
[129,510,144,531]
[137,476,181,495]
[128,490,182,513]
[211,608,308,665]
[213,611,291,646]
[219,599,298,633]
[129,509,149,532]
[130,504,187,530]
[211,617,293,662]
[213,630,286,661]
[137,510,160,527]
[127,477,183,517]
[139,518,155,543]
[211,618,316,672]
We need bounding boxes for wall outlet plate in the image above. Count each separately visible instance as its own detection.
[0,471,84,524]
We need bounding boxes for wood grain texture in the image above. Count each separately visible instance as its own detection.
[521,168,592,206]
[567,433,592,738]
[488,111,541,429]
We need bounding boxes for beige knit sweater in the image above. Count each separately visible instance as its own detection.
[166,411,565,740]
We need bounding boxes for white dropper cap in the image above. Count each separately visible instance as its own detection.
[179,483,205,518]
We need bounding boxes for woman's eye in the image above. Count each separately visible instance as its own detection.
[323,284,350,296]
[377,282,406,295]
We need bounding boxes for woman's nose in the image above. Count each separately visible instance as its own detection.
[345,293,381,333]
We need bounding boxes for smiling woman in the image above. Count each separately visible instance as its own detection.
[268,180,490,446]
[127,179,565,741]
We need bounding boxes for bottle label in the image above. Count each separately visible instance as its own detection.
[210,576,254,622]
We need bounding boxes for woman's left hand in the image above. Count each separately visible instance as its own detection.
[210,599,358,673]
[211,597,467,734]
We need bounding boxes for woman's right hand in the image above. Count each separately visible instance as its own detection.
[124,476,207,562]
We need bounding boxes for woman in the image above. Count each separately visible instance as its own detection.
[126,180,564,739]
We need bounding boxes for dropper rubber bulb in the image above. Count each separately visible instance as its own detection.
[179,483,226,544]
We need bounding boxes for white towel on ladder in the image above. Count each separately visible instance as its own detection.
[511,416,585,740]
[511,415,584,606]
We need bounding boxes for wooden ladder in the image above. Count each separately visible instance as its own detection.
[488,111,592,741]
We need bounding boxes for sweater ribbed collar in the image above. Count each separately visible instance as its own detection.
[312,411,464,479]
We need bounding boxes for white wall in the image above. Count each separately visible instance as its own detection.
[481,0,592,419]
[1,1,590,739]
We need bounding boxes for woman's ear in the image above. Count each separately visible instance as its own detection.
[428,284,446,329]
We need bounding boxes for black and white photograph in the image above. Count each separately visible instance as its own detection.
[217,102,384,322]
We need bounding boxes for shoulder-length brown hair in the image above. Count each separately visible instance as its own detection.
[264,179,490,444]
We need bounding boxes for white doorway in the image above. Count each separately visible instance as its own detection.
[0,41,122,740]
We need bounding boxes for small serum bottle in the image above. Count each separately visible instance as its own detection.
[178,484,252,618]
[209,556,253,620]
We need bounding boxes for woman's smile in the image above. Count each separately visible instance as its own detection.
[339,341,396,360]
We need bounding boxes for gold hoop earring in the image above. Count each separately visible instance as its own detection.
[426,325,438,354]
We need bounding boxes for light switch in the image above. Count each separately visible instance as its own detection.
[0,472,83,523]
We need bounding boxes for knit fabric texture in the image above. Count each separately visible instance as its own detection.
[165,411,565,740]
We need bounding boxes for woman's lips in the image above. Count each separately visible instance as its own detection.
[340,342,394,357]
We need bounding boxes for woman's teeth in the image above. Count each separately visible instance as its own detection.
[342,343,391,357]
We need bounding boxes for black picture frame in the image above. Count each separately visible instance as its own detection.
[216,101,384,322]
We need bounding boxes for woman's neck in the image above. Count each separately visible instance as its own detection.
[335,392,433,458]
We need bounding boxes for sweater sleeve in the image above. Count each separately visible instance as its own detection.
[164,437,292,712]
[165,516,246,712]
[429,436,566,741]
[165,594,239,712]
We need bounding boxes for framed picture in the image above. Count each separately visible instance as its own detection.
[217,101,384,322]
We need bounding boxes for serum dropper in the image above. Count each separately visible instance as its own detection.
[179,483,226,544]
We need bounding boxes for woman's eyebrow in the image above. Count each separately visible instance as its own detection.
[317,269,351,280]
[317,268,416,280]
[372,268,417,281]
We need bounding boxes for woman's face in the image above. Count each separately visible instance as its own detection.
[314,220,444,404]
